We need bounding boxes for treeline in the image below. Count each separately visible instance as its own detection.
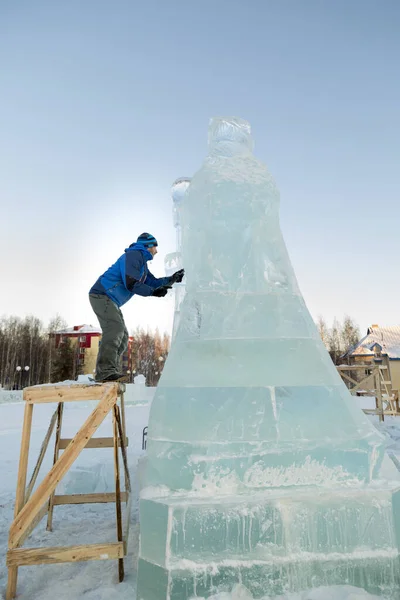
[0,313,359,390]
[131,328,170,387]
[317,315,360,365]
[0,315,67,389]
[0,314,171,390]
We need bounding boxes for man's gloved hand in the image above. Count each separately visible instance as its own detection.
[152,286,171,298]
[170,269,185,284]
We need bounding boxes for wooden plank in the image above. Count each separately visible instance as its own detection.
[115,404,132,556]
[341,372,376,393]
[123,491,132,556]
[24,383,117,404]
[14,404,34,517]
[113,406,124,582]
[340,372,361,388]
[6,570,17,600]
[9,386,118,548]
[120,393,127,445]
[375,370,384,422]
[54,492,127,505]
[337,365,387,371]
[115,407,131,493]
[363,409,398,415]
[350,372,375,386]
[19,505,48,546]
[58,436,129,450]
[47,403,64,531]
[25,408,58,502]
[7,542,124,567]
[7,403,34,600]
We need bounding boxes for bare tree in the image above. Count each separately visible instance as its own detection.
[0,315,56,389]
[0,314,172,389]
[51,337,74,382]
[316,315,360,366]
[317,316,330,349]
[47,315,68,383]
[341,315,360,355]
[130,327,170,386]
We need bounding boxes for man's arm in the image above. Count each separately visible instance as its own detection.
[145,270,171,289]
[124,251,155,297]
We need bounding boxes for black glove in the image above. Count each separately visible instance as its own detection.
[152,286,170,298]
[170,269,185,284]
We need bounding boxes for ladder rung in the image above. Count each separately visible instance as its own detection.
[59,437,129,450]
[7,542,124,567]
[54,492,128,505]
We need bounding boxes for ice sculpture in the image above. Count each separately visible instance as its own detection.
[164,177,192,339]
[137,117,400,599]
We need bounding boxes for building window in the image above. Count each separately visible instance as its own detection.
[79,336,86,343]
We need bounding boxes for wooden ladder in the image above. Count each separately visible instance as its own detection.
[6,382,131,600]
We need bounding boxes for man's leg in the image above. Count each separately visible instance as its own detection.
[115,311,129,373]
[89,294,126,381]
[118,318,129,358]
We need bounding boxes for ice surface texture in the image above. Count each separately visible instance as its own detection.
[169,177,191,339]
[137,117,400,599]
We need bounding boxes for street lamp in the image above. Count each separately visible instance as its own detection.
[127,369,136,383]
[24,365,30,387]
[16,365,30,389]
[16,366,21,390]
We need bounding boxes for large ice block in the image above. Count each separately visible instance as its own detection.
[166,176,191,340]
[137,117,400,599]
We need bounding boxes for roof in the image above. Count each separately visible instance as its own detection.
[345,325,400,359]
[55,324,102,335]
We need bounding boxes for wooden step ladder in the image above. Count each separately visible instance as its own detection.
[6,381,131,600]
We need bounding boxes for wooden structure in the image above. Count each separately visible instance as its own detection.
[337,361,400,421]
[342,324,400,395]
[6,382,131,600]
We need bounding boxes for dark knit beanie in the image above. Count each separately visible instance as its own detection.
[136,233,158,248]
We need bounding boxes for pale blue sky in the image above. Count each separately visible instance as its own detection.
[1,0,399,336]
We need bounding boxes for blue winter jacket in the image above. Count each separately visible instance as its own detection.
[89,243,171,308]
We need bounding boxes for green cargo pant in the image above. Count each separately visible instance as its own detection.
[89,293,129,381]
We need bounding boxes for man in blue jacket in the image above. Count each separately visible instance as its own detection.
[89,232,184,382]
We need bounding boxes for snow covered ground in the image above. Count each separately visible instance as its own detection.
[0,389,398,600]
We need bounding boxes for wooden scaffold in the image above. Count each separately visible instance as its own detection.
[6,381,131,600]
[337,355,400,422]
